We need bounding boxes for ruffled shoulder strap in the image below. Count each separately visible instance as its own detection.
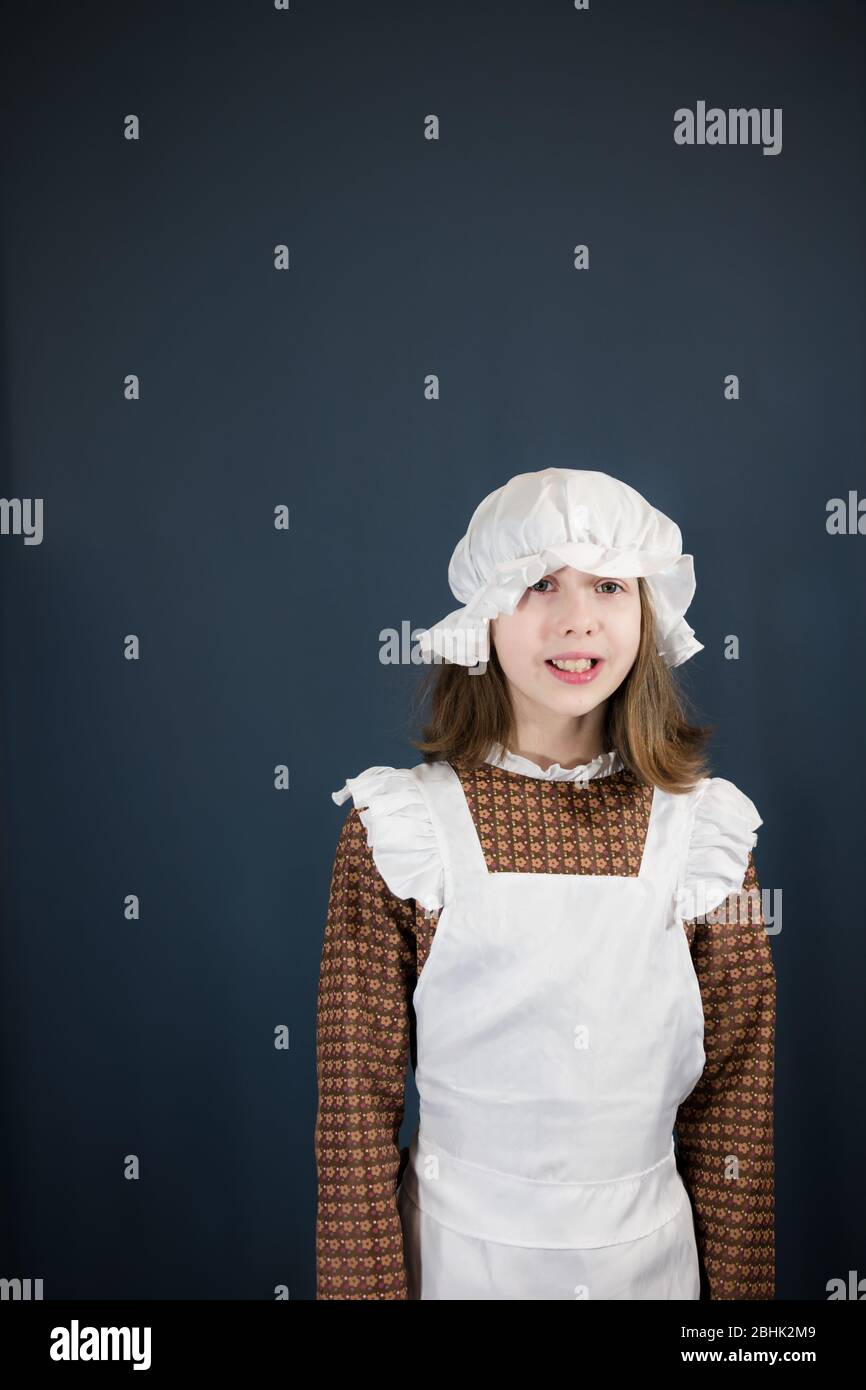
[679,776,763,919]
[331,765,444,913]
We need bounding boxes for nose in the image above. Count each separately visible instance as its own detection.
[558,592,598,635]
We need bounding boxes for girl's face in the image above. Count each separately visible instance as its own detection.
[490,566,642,727]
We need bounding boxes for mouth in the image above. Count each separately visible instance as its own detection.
[545,656,604,685]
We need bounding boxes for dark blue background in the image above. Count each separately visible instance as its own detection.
[1,0,863,1300]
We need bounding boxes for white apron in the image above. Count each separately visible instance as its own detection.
[396,759,706,1300]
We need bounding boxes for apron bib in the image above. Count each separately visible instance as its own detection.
[397,759,706,1300]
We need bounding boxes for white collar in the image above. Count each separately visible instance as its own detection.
[484,742,624,783]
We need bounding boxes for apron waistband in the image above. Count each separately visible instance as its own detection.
[399,1129,688,1249]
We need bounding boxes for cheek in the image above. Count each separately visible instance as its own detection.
[620,606,643,654]
[492,613,537,673]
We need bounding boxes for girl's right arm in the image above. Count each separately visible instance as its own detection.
[314,807,417,1299]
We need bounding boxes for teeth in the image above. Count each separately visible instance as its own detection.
[550,658,595,672]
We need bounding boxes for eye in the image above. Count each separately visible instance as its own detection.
[529,577,625,596]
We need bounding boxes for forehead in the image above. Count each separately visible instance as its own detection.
[545,566,603,579]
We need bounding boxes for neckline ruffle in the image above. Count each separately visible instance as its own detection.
[484,742,624,782]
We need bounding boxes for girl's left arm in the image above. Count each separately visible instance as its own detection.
[675,850,776,1300]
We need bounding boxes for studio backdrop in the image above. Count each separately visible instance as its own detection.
[1,0,863,1302]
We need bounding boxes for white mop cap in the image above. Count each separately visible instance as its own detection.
[415,468,704,668]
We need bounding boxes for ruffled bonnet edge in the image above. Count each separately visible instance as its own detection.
[415,545,705,670]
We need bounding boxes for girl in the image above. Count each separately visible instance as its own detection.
[315,468,775,1301]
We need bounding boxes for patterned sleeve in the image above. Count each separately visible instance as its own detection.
[314,805,418,1299]
[675,850,776,1299]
